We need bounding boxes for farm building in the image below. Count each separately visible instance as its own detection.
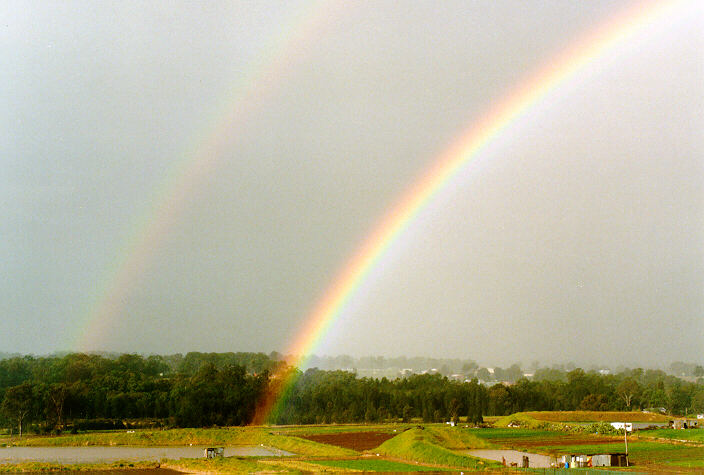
[204,447,224,458]
[561,453,627,468]
[671,418,700,429]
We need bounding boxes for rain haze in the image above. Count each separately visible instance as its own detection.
[2,1,702,368]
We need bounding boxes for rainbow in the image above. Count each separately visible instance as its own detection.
[258,0,688,422]
[76,1,343,350]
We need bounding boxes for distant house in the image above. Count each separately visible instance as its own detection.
[671,419,700,429]
[562,453,627,468]
[204,447,224,458]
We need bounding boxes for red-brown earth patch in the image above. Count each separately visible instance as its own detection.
[298,431,396,451]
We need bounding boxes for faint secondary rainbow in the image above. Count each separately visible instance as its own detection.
[76,1,344,351]
[259,0,688,422]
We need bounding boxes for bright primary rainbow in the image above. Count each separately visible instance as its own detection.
[257,0,689,422]
[73,0,687,420]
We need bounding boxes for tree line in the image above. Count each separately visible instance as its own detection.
[1,353,702,435]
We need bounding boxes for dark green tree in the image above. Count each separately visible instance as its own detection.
[1,382,36,437]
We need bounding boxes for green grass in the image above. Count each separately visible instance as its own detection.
[466,427,557,442]
[638,428,704,443]
[311,458,449,471]
[424,425,494,449]
[163,456,291,473]
[627,442,704,469]
[375,427,501,470]
[670,459,704,468]
[0,460,160,472]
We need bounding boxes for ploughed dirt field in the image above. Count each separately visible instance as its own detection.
[297,431,396,451]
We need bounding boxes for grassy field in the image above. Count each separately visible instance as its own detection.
[461,426,704,472]
[628,442,704,471]
[167,456,451,473]
[637,428,704,443]
[0,460,162,472]
[2,417,704,472]
[310,457,451,471]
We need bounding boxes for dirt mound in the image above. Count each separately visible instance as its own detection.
[298,431,396,451]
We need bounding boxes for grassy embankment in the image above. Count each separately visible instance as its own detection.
[374,426,501,470]
[494,411,670,428]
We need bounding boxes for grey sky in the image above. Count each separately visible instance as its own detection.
[2,1,702,367]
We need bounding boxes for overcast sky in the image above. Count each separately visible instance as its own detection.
[2,0,702,367]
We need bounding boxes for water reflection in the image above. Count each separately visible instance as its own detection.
[0,445,290,464]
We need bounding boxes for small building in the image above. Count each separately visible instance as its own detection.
[204,447,224,458]
[610,422,633,432]
[561,453,627,468]
[671,419,700,429]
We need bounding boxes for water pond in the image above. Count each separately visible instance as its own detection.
[0,445,292,464]
[466,449,559,468]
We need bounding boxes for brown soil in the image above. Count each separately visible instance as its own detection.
[297,431,396,451]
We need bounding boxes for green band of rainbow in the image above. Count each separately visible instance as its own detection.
[259,0,688,423]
